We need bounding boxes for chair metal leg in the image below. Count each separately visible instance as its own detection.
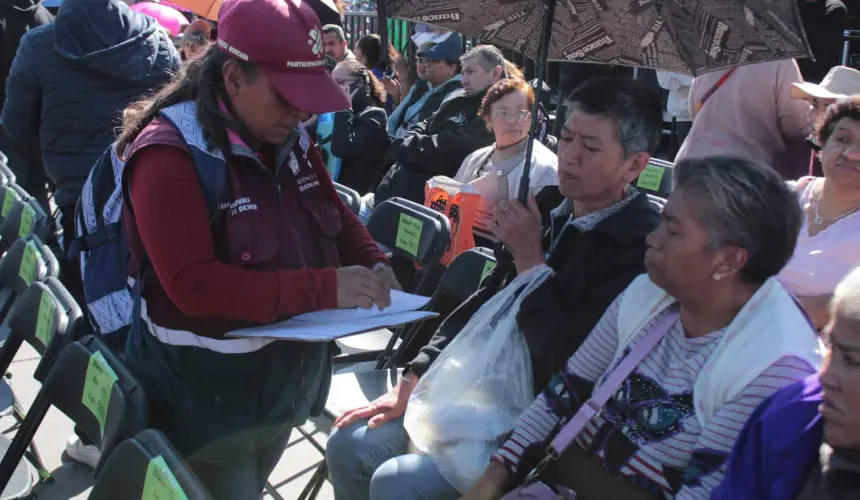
[263,481,284,499]
[0,394,50,490]
[12,389,51,482]
[296,462,328,500]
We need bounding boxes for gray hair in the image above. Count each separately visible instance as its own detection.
[461,45,506,76]
[673,156,802,285]
[831,266,860,323]
[564,77,663,157]
[322,24,346,42]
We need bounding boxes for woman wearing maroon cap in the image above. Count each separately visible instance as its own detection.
[112,0,398,497]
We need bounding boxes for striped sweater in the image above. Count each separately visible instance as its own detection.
[492,294,817,498]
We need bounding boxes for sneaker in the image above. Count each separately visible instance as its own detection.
[65,435,100,469]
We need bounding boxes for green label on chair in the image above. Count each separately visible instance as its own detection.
[395,213,423,257]
[35,291,55,348]
[1,191,14,217]
[18,241,38,286]
[18,204,35,238]
[636,164,666,192]
[82,351,118,436]
[142,455,189,500]
[480,260,496,284]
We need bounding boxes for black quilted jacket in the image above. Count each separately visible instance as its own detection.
[1,0,180,207]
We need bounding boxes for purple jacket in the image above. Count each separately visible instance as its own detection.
[711,375,824,500]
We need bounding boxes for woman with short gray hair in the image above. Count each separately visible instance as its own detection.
[465,155,823,499]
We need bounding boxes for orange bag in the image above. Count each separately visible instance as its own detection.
[424,177,483,266]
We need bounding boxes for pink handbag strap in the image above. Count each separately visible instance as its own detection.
[546,309,680,457]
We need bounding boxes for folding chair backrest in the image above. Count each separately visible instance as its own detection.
[334,182,362,216]
[0,185,23,228]
[634,158,674,198]
[40,335,149,475]
[30,234,60,279]
[89,428,213,500]
[0,237,49,294]
[0,197,51,247]
[36,277,85,381]
[5,281,69,359]
[436,248,497,301]
[367,198,451,267]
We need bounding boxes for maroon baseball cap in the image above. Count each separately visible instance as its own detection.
[217,0,350,114]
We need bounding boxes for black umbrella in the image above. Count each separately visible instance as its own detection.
[386,0,812,202]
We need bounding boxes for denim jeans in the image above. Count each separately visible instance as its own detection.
[325,416,460,500]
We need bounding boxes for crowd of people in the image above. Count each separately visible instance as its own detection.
[0,0,856,498]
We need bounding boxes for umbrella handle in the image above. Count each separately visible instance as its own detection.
[516,0,556,203]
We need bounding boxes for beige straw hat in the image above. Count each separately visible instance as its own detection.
[791,66,860,101]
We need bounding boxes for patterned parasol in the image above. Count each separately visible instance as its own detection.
[385,0,813,77]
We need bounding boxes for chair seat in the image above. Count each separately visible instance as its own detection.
[0,435,37,499]
[323,369,403,419]
[335,329,398,355]
[0,378,14,417]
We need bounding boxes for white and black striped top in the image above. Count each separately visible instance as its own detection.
[493,293,816,498]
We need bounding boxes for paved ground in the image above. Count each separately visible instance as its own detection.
[3,343,336,500]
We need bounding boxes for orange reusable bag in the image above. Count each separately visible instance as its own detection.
[424,177,483,266]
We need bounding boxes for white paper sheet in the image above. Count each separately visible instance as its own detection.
[226,291,438,342]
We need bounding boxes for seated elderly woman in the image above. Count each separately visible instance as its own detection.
[779,94,860,329]
[463,156,824,500]
[325,76,665,500]
[452,78,558,240]
[714,265,860,499]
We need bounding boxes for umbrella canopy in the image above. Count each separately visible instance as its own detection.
[167,0,342,25]
[386,0,813,76]
[130,2,189,37]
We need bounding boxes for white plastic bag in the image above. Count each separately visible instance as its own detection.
[403,265,554,493]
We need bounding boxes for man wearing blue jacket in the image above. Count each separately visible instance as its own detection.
[1,0,179,468]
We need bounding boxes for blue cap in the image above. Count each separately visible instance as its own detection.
[416,33,463,62]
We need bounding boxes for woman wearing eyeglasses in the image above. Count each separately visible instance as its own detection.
[453,78,559,238]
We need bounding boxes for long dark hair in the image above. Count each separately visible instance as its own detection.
[356,34,397,72]
[116,45,258,156]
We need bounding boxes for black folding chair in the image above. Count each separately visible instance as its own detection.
[0,185,25,230]
[89,428,212,500]
[0,236,57,331]
[367,196,451,294]
[0,198,51,255]
[294,248,498,500]
[333,182,362,216]
[0,335,149,490]
[633,158,674,199]
[0,278,85,493]
[335,197,451,364]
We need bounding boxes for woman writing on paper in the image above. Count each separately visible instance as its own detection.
[114,0,398,498]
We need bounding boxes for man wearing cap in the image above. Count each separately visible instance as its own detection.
[110,0,397,497]
[791,65,860,153]
[370,45,506,208]
[387,35,464,139]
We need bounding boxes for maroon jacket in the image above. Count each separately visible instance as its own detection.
[121,117,386,340]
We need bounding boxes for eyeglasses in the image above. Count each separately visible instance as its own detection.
[491,109,531,123]
[417,58,440,66]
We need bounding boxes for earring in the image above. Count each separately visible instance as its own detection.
[712,272,723,281]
